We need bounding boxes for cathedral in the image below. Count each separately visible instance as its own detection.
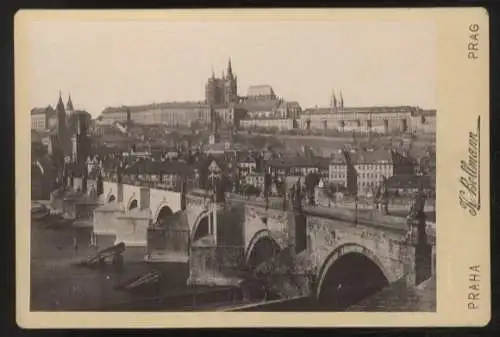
[204,58,238,106]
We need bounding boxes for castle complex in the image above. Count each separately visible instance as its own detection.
[95,58,302,129]
[32,58,436,135]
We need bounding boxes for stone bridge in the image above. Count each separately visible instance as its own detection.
[56,179,435,307]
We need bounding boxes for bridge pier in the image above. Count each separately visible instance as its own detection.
[187,243,247,287]
[92,202,123,248]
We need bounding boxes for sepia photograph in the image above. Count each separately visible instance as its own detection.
[17,9,490,328]
[28,17,437,313]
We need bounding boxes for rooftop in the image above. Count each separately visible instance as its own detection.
[101,101,209,114]
[350,148,394,164]
[237,99,281,113]
[330,150,348,164]
[31,106,55,115]
[303,105,424,116]
[247,85,276,97]
[385,174,434,190]
[267,156,329,169]
[124,160,194,175]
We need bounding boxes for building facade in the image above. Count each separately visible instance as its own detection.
[31,106,57,131]
[299,92,436,135]
[328,150,350,190]
[99,102,212,127]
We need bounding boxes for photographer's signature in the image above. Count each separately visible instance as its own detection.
[458,116,481,216]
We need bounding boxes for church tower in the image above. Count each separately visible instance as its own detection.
[56,92,67,139]
[66,94,75,115]
[224,57,238,105]
[330,89,338,114]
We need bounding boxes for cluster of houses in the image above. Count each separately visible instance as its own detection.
[86,137,435,206]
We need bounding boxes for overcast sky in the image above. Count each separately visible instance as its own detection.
[27,20,436,117]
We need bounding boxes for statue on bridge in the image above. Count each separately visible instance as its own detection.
[116,162,123,184]
[404,189,428,246]
[289,179,304,211]
[96,169,104,196]
[405,187,433,285]
[375,178,389,215]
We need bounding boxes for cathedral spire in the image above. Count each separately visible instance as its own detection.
[227,57,233,77]
[56,90,67,142]
[339,90,344,109]
[331,89,337,112]
[66,93,74,113]
[56,91,65,112]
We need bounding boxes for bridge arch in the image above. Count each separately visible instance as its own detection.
[315,243,390,310]
[127,198,138,211]
[245,229,281,270]
[154,204,174,224]
[106,194,116,203]
[191,211,211,242]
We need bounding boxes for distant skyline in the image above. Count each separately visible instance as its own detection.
[27,20,436,118]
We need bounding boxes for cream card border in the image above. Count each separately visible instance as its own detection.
[15,8,490,328]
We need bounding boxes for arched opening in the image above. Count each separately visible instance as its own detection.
[107,195,116,203]
[317,252,389,310]
[247,236,281,271]
[156,205,173,226]
[243,235,282,302]
[128,199,138,211]
[192,216,209,242]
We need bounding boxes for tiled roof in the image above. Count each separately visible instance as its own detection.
[303,107,332,115]
[238,99,281,113]
[124,160,194,175]
[352,148,393,164]
[417,109,437,117]
[278,101,302,110]
[101,101,209,114]
[31,106,55,115]
[267,156,326,169]
[235,150,258,163]
[316,157,331,169]
[330,150,348,164]
[247,85,275,97]
[385,174,433,190]
[302,106,419,116]
[196,155,237,175]
[341,106,417,114]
